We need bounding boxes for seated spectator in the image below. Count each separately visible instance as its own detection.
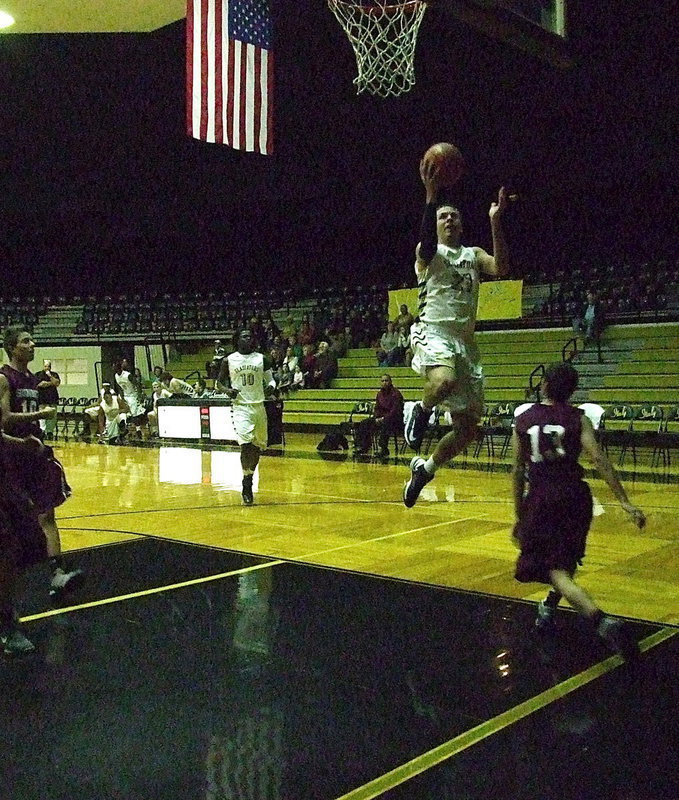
[329,328,349,359]
[300,344,316,384]
[311,341,338,389]
[573,289,606,346]
[99,387,130,444]
[394,303,415,331]
[160,372,197,397]
[277,363,293,395]
[206,339,226,379]
[297,316,316,347]
[291,364,305,391]
[396,323,412,367]
[373,373,405,457]
[193,378,211,398]
[147,381,173,437]
[376,321,400,367]
[152,365,164,381]
[281,315,297,340]
[287,335,303,360]
[282,346,298,373]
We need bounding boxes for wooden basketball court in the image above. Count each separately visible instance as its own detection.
[6,435,678,799]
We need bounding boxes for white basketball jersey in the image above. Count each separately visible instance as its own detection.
[227,351,266,404]
[415,244,480,339]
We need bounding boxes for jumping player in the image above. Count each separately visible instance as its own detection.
[512,362,646,658]
[403,158,509,507]
[216,331,276,505]
[0,326,84,600]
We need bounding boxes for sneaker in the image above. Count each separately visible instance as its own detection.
[49,567,85,599]
[597,616,639,660]
[1,627,35,655]
[242,475,254,506]
[404,401,430,452]
[535,600,556,630]
[403,456,434,508]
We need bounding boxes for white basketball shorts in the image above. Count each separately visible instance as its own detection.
[410,321,484,418]
[232,403,268,449]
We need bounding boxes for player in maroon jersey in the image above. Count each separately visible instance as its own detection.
[0,326,83,601]
[511,362,645,658]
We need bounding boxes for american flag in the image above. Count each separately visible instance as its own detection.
[187,0,273,154]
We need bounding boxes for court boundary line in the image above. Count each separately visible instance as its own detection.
[332,627,677,800]
[58,524,679,629]
[22,516,485,623]
[19,559,286,623]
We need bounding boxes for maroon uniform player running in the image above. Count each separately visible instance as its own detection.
[0,326,83,601]
[512,362,645,658]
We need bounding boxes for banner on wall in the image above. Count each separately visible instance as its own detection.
[388,280,523,323]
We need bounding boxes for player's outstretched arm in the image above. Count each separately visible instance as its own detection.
[580,415,646,528]
[474,187,509,277]
[416,157,443,269]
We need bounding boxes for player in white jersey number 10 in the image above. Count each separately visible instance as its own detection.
[403,157,511,508]
[216,330,276,505]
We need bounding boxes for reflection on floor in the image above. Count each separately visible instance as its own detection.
[4,539,676,800]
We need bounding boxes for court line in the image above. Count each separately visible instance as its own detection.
[22,516,485,623]
[332,627,677,800]
[19,559,286,623]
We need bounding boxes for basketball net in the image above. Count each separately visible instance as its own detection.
[327,0,428,97]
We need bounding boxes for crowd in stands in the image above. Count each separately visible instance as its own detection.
[527,259,678,320]
[0,297,44,330]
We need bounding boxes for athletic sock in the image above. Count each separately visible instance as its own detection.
[423,457,437,475]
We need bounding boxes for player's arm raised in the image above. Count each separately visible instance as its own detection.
[580,414,646,528]
[415,157,443,271]
[474,187,510,278]
[0,374,55,429]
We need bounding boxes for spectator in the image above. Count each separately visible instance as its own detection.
[394,303,415,331]
[160,372,196,398]
[287,335,303,360]
[206,339,226,379]
[376,321,400,367]
[374,373,405,457]
[300,344,316,384]
[193,378,211,398]
[312,341,338,389]
[396,323,412,367]
[34,359,60,441]
[282,346,298,373]
[291,364,305,391]
[573,289,605,347]
[147,380,172,437]
[297,315,316,347]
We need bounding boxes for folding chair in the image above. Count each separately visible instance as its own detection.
[633,405,665,468]
[601,405,635,466]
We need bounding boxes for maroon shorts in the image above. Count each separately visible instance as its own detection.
[9,447,71,515]
[514,480,593,584]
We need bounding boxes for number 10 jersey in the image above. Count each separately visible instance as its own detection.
[227,351,266,404]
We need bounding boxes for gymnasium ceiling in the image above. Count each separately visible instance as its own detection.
[0,0,186,33]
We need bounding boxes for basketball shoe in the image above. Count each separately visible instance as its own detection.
[534,600,556,630]
[242,474,254,506]
[1,626,35,655]
[49,566,85,600]
[597,616,639,660]
[403,401,430,452]
[403,456,434,508]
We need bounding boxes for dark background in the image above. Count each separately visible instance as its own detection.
[1,2,676,296]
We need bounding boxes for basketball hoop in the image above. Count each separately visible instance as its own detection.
[327,0,428,97]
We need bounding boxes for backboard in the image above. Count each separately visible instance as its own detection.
[442,0,572,68]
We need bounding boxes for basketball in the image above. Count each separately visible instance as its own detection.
[420,142,466,187]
